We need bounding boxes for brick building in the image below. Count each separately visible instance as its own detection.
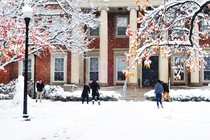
[0,0,210,87]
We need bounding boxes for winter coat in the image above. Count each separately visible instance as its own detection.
[162,83,169,93]
[36,82,45,92]
[154,83,163,94]
[81,85,90,98]
[90,81,100,96]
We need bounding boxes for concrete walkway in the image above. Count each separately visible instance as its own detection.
[100,86,153,101]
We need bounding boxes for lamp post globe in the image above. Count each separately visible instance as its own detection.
[22,4,33,120]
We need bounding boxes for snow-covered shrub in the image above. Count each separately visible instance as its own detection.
[43,85,121,102]
[0,79,17,100]
[144,89,210,102]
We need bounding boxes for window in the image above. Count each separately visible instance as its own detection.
[173,22,185,37]
[89,57,99,81]
[21,58,33,81]
[53,57,64,81]
[89,27,99,36]
[116,56,126,81]
[202,18,210,36]
[203,57,210,81]
[116,17,128,36]
[173,56,185,81]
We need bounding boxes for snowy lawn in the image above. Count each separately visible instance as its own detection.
[0,100,210,140]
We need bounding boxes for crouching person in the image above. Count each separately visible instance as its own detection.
[162,82,171,102]
[90,80,100,105]
[81,83,90,104]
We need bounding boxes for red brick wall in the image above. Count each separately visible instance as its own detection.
[36,52,51,85]
[67,53,71,83]
[107,12,129,86]
[0,62,18,84]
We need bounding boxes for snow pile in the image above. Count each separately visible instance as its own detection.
[144,88,210,101]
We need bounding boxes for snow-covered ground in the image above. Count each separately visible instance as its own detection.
[1,76,210,140]
[1,98,210,140]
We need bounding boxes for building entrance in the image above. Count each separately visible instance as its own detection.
[142,56,159,87]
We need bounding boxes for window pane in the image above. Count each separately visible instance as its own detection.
[117,57,126,81]
[202,18,210,35]
[54,72,64,81]
[117,17,127,27]
[90,58,98,72]
[116,17,128,36]
[117,72,125,81]
[54,57,64,81]
[117,27,127,35]
[204,57,210,70]
[90,27,99,36]
[90,58,98,81]
[90,72,98,81]
[174,56,185,81]
[55,58,64,71]
[204,57,210,81]
[204,71,210,80]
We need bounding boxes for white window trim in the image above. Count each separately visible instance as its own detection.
[18,56,34,80]
[50,53,67,84]
[88,56,99,82]
[115,16,128,37]
[116,56,126,82]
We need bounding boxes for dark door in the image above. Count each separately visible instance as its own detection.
[142,56,159,87]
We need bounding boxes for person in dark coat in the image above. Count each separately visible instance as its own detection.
[154,80,164,109]
[90,80,100,105]
[161,82,171,102]
[81,84,90,104]
[36,79,45,102]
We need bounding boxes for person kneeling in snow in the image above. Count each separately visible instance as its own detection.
[161,81,171,102]
[90,80,100,105]
[81,83,90,104]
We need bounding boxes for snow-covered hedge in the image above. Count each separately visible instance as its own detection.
[0,78,121,101]
[43,85,121,102]
[0,80,16,100]
[144,89,210,102]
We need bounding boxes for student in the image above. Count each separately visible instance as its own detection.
[36,79,45,102]
[90,80,100,105]
[81,83,90,104]
[162,82,171,102]
[154,80,164,109]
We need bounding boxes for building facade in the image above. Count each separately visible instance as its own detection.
[0,0,210,87]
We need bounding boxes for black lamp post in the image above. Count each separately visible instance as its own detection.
[33,54,36,99]
[22,4,33,120]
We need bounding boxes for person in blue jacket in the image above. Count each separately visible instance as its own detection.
[154,80,164,109]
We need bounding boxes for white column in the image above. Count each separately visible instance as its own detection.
[159,57,169,83]
[190,21,200,85]
[98,7,109,85]
[71,54,80,84]
[127,7,138,85]
[159,31,169,83]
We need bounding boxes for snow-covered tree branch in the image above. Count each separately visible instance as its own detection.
[0,0,99,70]
[124,0,210,81]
